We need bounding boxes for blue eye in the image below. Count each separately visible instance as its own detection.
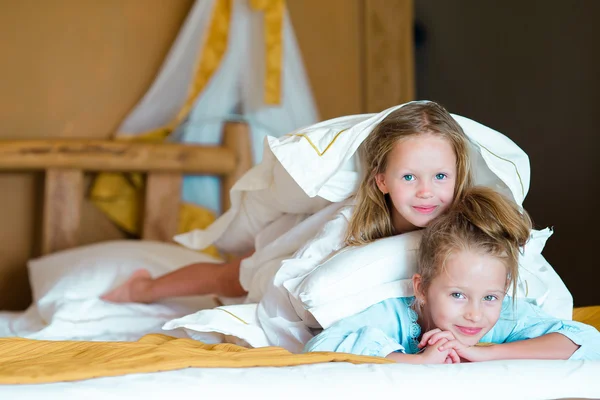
[403,174,415,181]
[483,295,498,302]
[451,293,465,299]
[435,173,447,180]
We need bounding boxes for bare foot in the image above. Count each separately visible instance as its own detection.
[101,269,154,303]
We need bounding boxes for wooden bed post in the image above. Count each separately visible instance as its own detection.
[142,172,182,243]
[221,121,253,212]
[42,168,84,255]
[141,121,252,242]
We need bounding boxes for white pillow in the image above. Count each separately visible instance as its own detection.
[514,228,573,320]
[283,232,421,328]
[26,240,220,338]
[308,280,415,329]
[286,230,422,309]
[289,228,572,329]
[162,303,269,348]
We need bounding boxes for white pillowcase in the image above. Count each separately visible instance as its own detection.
[288,228,573,329]
[267,103,530,207]
[25,240,220,340]
[307,280,414,329]
[514,228,574,320]
[287,230,422,312]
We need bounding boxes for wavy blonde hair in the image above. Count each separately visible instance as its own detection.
[345,101,472,246]
[417,186,532,299]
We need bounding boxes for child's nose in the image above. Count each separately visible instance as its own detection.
[465,303,482,322]
[416,181,433,198]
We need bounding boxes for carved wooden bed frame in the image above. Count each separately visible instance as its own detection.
[0,121,252,255]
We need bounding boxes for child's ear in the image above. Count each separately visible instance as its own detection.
[375,173,388,194]
[412,273,425,301]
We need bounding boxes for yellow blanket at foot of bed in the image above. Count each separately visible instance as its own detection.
[0,333,392,384]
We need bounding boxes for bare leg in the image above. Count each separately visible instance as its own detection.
[101,256,248,304]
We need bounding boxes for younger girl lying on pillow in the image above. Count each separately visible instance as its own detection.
[304,187,600,362]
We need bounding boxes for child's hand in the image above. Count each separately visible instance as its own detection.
[417,338,460,364]
[418,328,461,364]
[437,339,484,362]
[418,328,457,349]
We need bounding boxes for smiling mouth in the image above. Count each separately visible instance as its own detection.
[456,326,482,336]
[412,206,437,214]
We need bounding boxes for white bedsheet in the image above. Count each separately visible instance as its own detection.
[0,308,599,399]
[0,357,598,399]
[1,239,598,398]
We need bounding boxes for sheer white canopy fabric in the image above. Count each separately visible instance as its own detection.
[117,0,318,213]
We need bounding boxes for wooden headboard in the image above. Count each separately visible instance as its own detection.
[0,122,252,255]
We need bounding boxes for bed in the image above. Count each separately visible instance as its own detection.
[0,121,598,399]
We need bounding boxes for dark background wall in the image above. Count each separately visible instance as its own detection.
[415,0,600,306]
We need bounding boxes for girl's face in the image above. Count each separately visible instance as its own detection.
[414,249,508,346]
[375,134,456,234]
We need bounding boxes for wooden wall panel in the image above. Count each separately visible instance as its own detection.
[364,0,415,112]
[288,0,414,118]
[0,174,37,310]
[287,0,363,120]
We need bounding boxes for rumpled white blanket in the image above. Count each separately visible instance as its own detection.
[174,102,573,352]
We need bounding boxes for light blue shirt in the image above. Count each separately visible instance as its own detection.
[303,297,600,360]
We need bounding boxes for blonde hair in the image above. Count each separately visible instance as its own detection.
[345,101,472,246]
[417,186,532,299]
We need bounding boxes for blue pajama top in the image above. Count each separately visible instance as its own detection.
[303,297,600,360]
